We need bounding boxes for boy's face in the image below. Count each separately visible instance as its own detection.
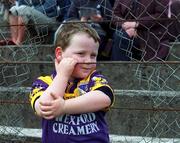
[57,33,99,79]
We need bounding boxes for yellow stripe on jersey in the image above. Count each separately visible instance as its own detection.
[89,76,114,111]
[31,88,42,96]
[30,90,44,110]
[38,76,53,85]
[64,93,76,100]
[90,76,113,91]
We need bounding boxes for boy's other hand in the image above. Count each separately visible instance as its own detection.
[39,93,65,120]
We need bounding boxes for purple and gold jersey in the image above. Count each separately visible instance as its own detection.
[29,70,114,143]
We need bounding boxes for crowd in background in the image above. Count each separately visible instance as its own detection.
[0,0,180,61]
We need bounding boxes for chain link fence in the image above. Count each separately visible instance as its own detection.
[0,0,179,142]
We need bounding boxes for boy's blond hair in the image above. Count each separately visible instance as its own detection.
[54,21,100,50]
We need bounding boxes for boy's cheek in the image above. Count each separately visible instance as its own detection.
[72,55,81,62]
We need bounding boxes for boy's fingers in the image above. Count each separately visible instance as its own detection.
[41,111,55,120]
[40,104,52,112]
[41,110,53,116]
[39,100,52,106]
[43,115,54,120]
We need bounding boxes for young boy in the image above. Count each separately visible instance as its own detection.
[29,21,114,143]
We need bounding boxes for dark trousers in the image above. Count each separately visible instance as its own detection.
[168,1,180,42]
[111,29,141,61]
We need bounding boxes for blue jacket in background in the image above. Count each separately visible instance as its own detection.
[67,0,113,36]
[56,0,71,21]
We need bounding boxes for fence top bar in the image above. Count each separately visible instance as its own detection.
[0,44,53,48]
[0,18,178,27]
[0,61,180,64]
[0,87,179,97]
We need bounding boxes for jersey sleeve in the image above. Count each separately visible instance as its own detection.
[89,72,114,108]
[29,76,52,111]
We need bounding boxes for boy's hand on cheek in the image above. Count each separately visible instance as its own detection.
[55,58,78,78]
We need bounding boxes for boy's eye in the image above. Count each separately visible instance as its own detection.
[91,54,97,58]
[76,52,85,57]
[77,52,84,55]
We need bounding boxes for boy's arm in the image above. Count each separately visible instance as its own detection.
[38,70,114,119]
[39,88,113,119]
[63,90,112,114]
[34,74,68,116]
[34,58,77,117]
[39,58,76,99]
[42,74,69,98]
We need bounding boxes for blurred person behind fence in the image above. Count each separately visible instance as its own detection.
[67,0,113,60]
[56,0,71,22]
[111,0,170,61]
[7,0,58,45]
[168,0,180,42]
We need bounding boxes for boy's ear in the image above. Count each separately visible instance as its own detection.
[55,47,62,61]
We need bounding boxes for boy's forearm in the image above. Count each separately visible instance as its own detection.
[34,99,41,117]
[44,74,68,98]
[33,75,69,118]
[63,91,111,114]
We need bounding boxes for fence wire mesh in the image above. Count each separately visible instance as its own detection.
[0,0,179,142]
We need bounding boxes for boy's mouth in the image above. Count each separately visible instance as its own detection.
[82,67,91,70]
